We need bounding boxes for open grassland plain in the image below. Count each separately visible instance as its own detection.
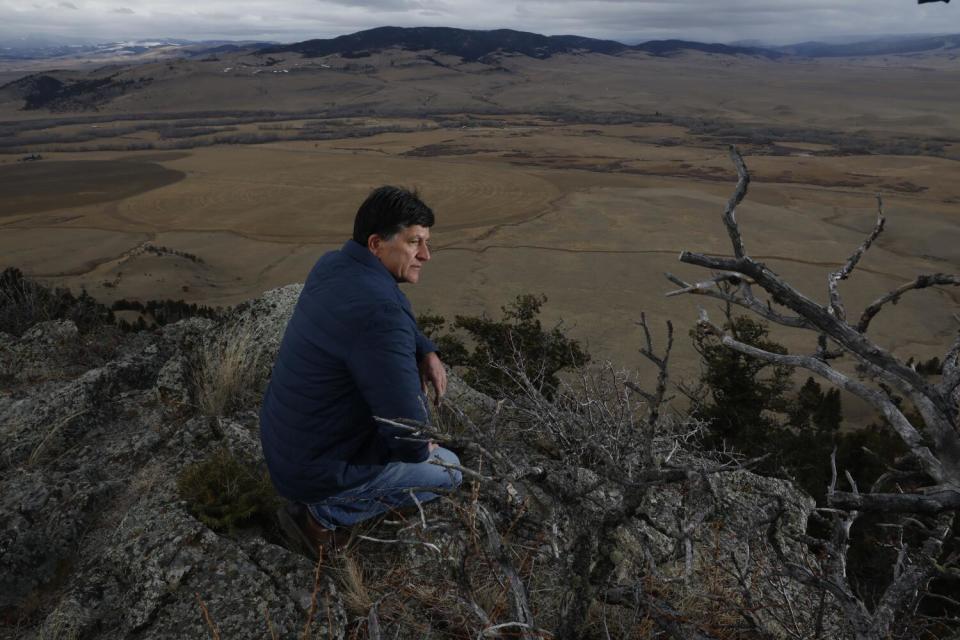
[2,49,959,392]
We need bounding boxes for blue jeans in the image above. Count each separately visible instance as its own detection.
[307,446,463,529]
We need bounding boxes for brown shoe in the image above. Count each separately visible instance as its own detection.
[303,508,352,551]
[277,504,350,559]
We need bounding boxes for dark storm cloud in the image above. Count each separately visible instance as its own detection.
[0,1,954,45]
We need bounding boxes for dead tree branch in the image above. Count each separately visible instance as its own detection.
[827,196,885,322]
[475,505,538,640]
[723,145,751,260]
[857,273,960,333]
[829,489,960,514]
[696,309,939,477]
[670,146,960,639]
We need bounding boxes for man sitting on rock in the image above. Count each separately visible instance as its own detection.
[260,186,462,554]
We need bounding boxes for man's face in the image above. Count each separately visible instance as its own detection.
[370,224,431,284]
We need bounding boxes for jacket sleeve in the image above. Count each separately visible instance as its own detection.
[415,330,438,362]
[346,303,431,463]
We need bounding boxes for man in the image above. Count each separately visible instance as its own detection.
[260,186,462,552]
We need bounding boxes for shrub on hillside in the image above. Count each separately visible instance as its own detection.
[112,298,220,330]
[419,293,589,399]
[691,314,907,501]
[0,267,113,336]
[177,447,277,533]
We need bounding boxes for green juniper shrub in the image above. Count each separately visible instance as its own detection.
[416,313,469,365]
[177,447,278,533]
[419,294,589,399]
[780,376,844,498]
[692,314,905,501]
[112,298,221,331]
[691,315,792,462]
[916,356,943,376]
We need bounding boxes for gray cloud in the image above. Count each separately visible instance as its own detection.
[58,1,79,9]
[0,0,954,45]
[320,0,450,10]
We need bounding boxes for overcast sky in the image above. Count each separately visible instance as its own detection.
[0,0,956,46]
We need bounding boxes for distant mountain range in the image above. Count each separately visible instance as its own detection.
[258,26,778,61]
[248,27,960,61]
[775,33,960,57]
[3,27,960,64]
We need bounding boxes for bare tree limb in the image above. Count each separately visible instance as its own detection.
[636,312,673,433]
[665,271,811,329]
[942,328,960,398]
[475,505,537,640]
[367,599,383,640]
[479,622,548,638]
[664,271,755,297]
[680,251,943,404]
[815,333,845,361]
[722,145,751,259]
[829,489,960,514]
[696,309,942,480]
[856,273,960,334]
[870,513,955,637]
[601,586,725,640]
[672,147,960,638]
[827,196,885,322]
[681,252,960,480]
[765,502,872,630]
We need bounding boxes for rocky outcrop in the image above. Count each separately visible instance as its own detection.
[0,311,344,638]
[1,285,838,638]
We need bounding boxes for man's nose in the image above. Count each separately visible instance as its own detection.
[418,243,431,261]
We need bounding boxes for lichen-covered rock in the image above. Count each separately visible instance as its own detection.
[152,317,216,409]
[21,318,79,345]
[158,316,216,347]
[153,353,192,406]
[0,305,347,639]
[226,283,301,382]
[0,468,116,613]
[0,320,79,383]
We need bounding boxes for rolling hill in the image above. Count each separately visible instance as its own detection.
[259,26,777,61]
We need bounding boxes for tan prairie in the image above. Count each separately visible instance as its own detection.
[1,51,959,406]
[4,50,960,134]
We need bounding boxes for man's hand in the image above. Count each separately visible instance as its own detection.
[419,351,447,407]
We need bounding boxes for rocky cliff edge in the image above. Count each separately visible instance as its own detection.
[1,285,839,639]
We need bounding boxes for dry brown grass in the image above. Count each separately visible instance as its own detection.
[191,318,267,416]
[336,555,373,617]
[35,599,85,640]
[7,117,958,386]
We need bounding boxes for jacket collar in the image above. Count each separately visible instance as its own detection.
[342,239,396,284]
[341,240,415,316]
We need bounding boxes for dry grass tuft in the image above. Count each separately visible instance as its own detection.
[36,599,85,640]
[191,318,267,416]
[337,555,373,616]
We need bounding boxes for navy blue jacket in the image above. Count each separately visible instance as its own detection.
[259,240,437,503]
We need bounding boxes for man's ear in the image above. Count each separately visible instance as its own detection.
[367,234,382,255]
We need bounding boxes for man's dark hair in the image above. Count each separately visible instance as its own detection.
[352,186,434,245]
